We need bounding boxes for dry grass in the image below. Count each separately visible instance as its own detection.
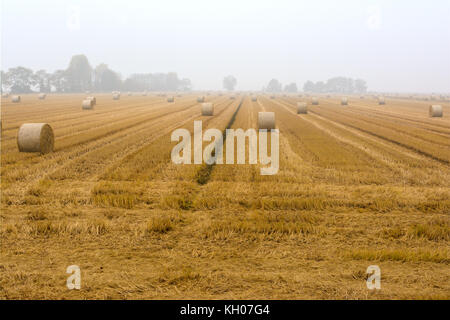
[1,93,449,299]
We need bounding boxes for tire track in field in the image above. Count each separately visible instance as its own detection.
[98,99,238,184]
[83,98,236,183]
[195,98,245,184]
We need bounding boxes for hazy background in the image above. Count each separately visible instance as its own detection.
[1,0,449,92]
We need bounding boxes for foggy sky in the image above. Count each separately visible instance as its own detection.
[1,0,449,93]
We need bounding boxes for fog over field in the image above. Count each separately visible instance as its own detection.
[2,0,450,92]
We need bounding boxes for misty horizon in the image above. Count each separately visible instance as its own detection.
[2,0,450,93]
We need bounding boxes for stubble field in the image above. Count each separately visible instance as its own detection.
[1,93,449,299]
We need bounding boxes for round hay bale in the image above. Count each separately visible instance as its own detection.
[251,96,257,102]
[86,96,96,105]
[38,93,47,100]
[429,105,443,117]
[201,103,214,116]
[197,96,205,103]
[167,96,174,102]
[113,93,120,100]
[378,97,385,105]
[128,92,132,96]
[12,95,21,103]
[297,102,307,114]
[17,123,54,154]
[258,112,275,129]
[82,99,94,110]
[341,97,348,105]
[311,97,319,105]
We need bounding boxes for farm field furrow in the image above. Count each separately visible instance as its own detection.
[303,103,450,164]
[311,99,450,146]
[1,96,227,205]
[1,96,196,141]
[1,94,449,300]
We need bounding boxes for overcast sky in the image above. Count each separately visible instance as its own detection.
[1,0,449,92]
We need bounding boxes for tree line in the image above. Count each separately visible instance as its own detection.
[220,76,368,93]
[263,77,368,93]
[1,54,192,93]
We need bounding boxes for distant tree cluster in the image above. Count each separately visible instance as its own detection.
[223,75,237,91]
[265,79,283,92]
[303,77,367,94]
[1,54,192,93]
[264,79,298,93]
[263,77,368,94]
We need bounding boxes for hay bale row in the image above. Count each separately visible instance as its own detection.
[297,102,307,114]
[258,112,275,129]
[429,105,443,117]
[201,103,214,116]
[17,123,54,154]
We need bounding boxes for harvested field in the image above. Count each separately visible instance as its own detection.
[1,93,449,300]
